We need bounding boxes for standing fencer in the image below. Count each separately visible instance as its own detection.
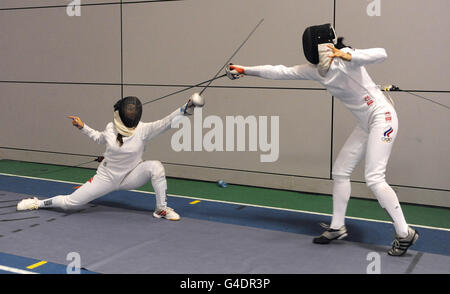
[17,93,205,221]
[226,24,418,256]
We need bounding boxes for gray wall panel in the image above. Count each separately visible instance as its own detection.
[0,1,114,9]
[0,83,121,164]
[0,5,121,83]
[122,0,334,88]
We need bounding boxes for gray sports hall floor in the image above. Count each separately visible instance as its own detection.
[0,191,448,274]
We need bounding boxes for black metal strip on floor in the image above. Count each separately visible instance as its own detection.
[0,204,18,209]
[404,252,424,274]
[1,216,40,222]
[0,211,19,216]
[0,210,36,216]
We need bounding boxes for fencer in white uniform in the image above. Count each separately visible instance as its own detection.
[227,24,418,256]
[17,93,205,221]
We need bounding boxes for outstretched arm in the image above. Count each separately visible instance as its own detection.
[68,116,106,144]
[228,63,320,81]
[140,108,185,142]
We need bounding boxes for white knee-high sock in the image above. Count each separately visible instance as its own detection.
[370,182,408,238]
[330,176,352,229]
[38,196,68,210]
[152,177,167,210]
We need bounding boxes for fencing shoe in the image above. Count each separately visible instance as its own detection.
[153,207,180,221]
[388,227,419,256]
[313,223,348,244]
[17,197,40,211]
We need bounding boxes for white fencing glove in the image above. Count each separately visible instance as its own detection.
[183,92,204,115]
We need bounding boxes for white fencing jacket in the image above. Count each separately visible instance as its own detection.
[81,108,184,182]
[243,48,392,130]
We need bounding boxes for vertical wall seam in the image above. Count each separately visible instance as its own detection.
[329,0,337,180]
[120,0,124,98]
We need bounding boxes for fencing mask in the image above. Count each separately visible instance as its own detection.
[113,96,142,137]
[302,23,336,64]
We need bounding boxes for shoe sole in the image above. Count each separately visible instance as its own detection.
[313,238,330,244]
[313,232,348,244]
[152,213,180,221]
[337,233,348,240]
[17,205,39,211]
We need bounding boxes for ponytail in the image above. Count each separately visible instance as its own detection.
[335,37,351,49]
[117,133,124,146]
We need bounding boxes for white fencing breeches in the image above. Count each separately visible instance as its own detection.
[330,108,409,237]
[40,160,168,211]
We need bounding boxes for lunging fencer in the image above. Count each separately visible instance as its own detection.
[226,23,418,256]
[17,93,205,221]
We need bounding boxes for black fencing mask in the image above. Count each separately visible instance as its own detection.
[302,23,336,64]
[114,96,143,128]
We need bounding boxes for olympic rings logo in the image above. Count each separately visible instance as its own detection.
[382,126,394,143]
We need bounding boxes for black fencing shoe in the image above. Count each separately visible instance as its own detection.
[313,223,348,244]
[388,227,419,256]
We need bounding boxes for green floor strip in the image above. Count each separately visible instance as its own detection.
[0,159,448,229]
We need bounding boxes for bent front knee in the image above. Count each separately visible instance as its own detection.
[149,160,166,180]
